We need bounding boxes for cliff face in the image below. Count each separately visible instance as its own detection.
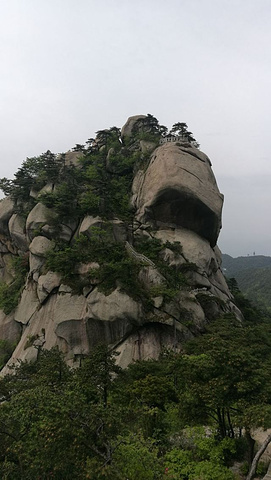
[0,115,241,371]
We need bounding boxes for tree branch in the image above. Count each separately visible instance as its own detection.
[246,433,271,480]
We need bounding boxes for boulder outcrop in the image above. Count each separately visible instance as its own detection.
[0,115,242,372]
[133,142,223,247]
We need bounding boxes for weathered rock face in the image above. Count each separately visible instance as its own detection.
[0,198,14,237]
[0,116,241,373]
[133,142,223,247]
[121,114,147,140]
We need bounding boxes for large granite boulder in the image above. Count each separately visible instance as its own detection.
[79,216,103,237]
[0,253,16,283]
[8,214,28,252]
[64,150,83,167]
[0,198,14,236]
[86,287,143,324]
[29,236,53,280]
[121,114,146,140]
[0,310,21,344]
[29,236,53,257]
[26,203,56,241]
[133,142,223,247]
[37,271,62,303]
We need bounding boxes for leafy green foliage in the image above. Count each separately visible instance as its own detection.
[1,311,271,479]
[134,237,165,262]
[1,116,271,478]
[0,115,199,225]
[0,347,122,479]
[0,391,86,477]
[0,255,29,314]
[173,318,271,439]
[134,236,187,296]
[130,114,168,144]
[74,345,121,407]
[78,147,139,221]
[222,253,271,312]
[169,122,199,146]
[222,253,271,276]
[45,228,147,299]
[0,129,142,223]
[226,276,271,323]
[45,229,186,304]
[164,429,236,480]
[0,115,200,232]
[0,340,17,370]
[235,267,271,312]
[63,126,143,222]
[110,433,162,480]
[0,151,63,204]
[242,459,269,477]
[39,164,84,219]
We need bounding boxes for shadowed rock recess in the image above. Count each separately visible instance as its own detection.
[0,115,242,371]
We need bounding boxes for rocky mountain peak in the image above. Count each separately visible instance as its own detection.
[0,115,241,372]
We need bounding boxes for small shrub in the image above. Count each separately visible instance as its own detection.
[164,240,183,255]
[24,334,40,350]
[256,460,269,476]
[0,339,17,369]
[179,262,198,273]
[135,237,165,262]
[0,255,29,314]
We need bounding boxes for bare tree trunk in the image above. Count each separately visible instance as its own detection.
[245,428,256,466]
[246,433,271,480]
[226,408,235,438]
[217,407,226,438]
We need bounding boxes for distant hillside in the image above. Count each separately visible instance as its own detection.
[222,254,271,311]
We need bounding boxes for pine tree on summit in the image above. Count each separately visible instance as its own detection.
[169,122,199,146]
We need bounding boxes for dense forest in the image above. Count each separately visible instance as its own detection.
[1,303,271,479]
[222,254,271,312]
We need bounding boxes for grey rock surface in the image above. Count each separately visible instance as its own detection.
[86,288,143,324]
[79,215,103,237]
[64,150,84,167]
[0,253,16,283]
[133,142,223,247]
[121,114,146,140]
[8,214,28,252]
[37,271,62,303]
[26,203,57,241]
[0,198,14,235]
[14,282,40,325]
[29,236,53,256]
[0,310,21,343]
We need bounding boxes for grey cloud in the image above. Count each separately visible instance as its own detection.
[1,0,271,256]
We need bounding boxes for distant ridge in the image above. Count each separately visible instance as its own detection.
[222,253,271,311]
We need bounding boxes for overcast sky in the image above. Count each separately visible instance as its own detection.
[1,0,270,257]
